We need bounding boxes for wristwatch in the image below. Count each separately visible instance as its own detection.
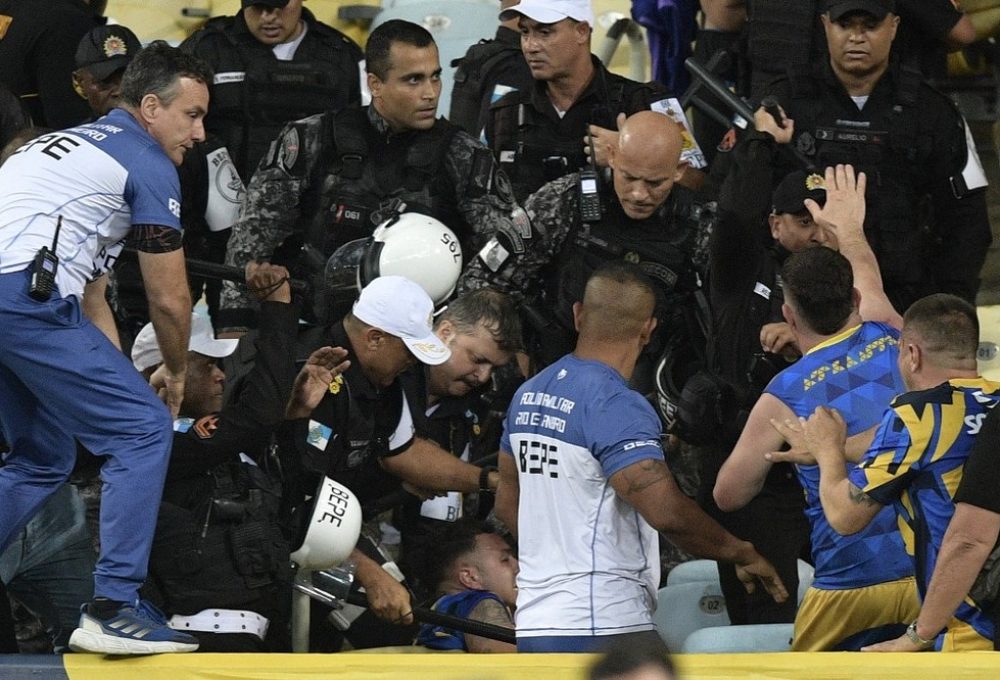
[905,621,935,648]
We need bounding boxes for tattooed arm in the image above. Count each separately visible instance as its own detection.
[610,456,789,603]
[465,598,516,653]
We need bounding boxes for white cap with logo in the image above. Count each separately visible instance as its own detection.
[500,0,594,25]
[132,312,239,372]
[352,276,451,366]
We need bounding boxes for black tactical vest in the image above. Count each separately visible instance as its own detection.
[198,17,360,179]
[785,64,933,309]
[542,184,711,363]
[489,68,646,202]
[149,461,290,614]
[291,108,461,321]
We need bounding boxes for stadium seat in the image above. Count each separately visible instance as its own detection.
[797,559,815,605]
[653,581,730,652]
[666,559,816,604]
[681,623,794,653]
[665,559,718,586]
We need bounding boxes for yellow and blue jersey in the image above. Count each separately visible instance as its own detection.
[850,377,1000,641]
[766,322,913,589]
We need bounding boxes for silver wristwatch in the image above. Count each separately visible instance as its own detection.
[905,621,935,648]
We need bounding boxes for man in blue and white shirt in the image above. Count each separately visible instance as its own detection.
[496,262,789,652]
[0,42,212,655]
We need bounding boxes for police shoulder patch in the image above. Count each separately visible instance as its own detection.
[0,15,12,40]
[193,414,220,439]
[263,125,303,174]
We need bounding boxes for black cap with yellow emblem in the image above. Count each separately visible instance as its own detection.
[75,25,142,82]
[772,170,828,215]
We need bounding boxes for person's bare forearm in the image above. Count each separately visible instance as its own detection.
[915,504,1000,640]
[381,439,486,492]
[495,454,519,539]
[139,249,192,376]
[660,492,756,564]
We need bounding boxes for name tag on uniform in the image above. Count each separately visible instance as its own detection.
[213,71,246,85]
[753,282,772,300]
[421,491,463,522]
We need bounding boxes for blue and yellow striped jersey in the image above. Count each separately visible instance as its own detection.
[850,378,1000,639]
[766,322,912,590]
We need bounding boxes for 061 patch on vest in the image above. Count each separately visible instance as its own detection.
[193,415,220,439]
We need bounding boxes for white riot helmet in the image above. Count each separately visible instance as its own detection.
[290,477,362,571]
[325,212,463,308]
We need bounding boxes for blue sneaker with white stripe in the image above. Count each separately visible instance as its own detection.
[68,600,199,655]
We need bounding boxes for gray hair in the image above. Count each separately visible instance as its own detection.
[119,41,212,107]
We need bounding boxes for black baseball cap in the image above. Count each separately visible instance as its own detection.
[772,171,828,214]
[75,25,142,82]
[241,0,290,8]
[825,0,895,21]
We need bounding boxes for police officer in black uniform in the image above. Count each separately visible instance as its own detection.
[485,0,673,203]
[462,111,712,382]
[181,0,364,182]
[679,107,830,626]
[220,20,519,334]
[760,0,991,313]
[394,290,521,597]
[280,276,511,649]
[135,263,349,652]
[448,0,532,137]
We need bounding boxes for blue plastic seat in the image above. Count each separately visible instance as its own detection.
[681,623,794,653]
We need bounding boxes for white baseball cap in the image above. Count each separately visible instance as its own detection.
[352,276,451,366]
[132,312,239,372]
[500,0,594,25]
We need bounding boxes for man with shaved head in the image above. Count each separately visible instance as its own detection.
[495,262,788,652]
[460,111,710,377]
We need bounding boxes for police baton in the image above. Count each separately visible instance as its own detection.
[184,257,309,295]
[299,568,516,645]
[682,57,815,171]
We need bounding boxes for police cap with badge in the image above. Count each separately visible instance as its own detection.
[75,24,142,83]
[771,170,828,215]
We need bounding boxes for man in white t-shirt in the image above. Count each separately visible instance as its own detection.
[496,262,789,652]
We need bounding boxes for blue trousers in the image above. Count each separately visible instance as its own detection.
[0,483,94,652]
[0,269,171,603]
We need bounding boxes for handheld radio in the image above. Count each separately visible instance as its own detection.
[28,215,61,302]
[579,131,602,223]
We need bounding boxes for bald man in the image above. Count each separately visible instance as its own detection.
[459,111,711,374]
[495,262,787,652]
